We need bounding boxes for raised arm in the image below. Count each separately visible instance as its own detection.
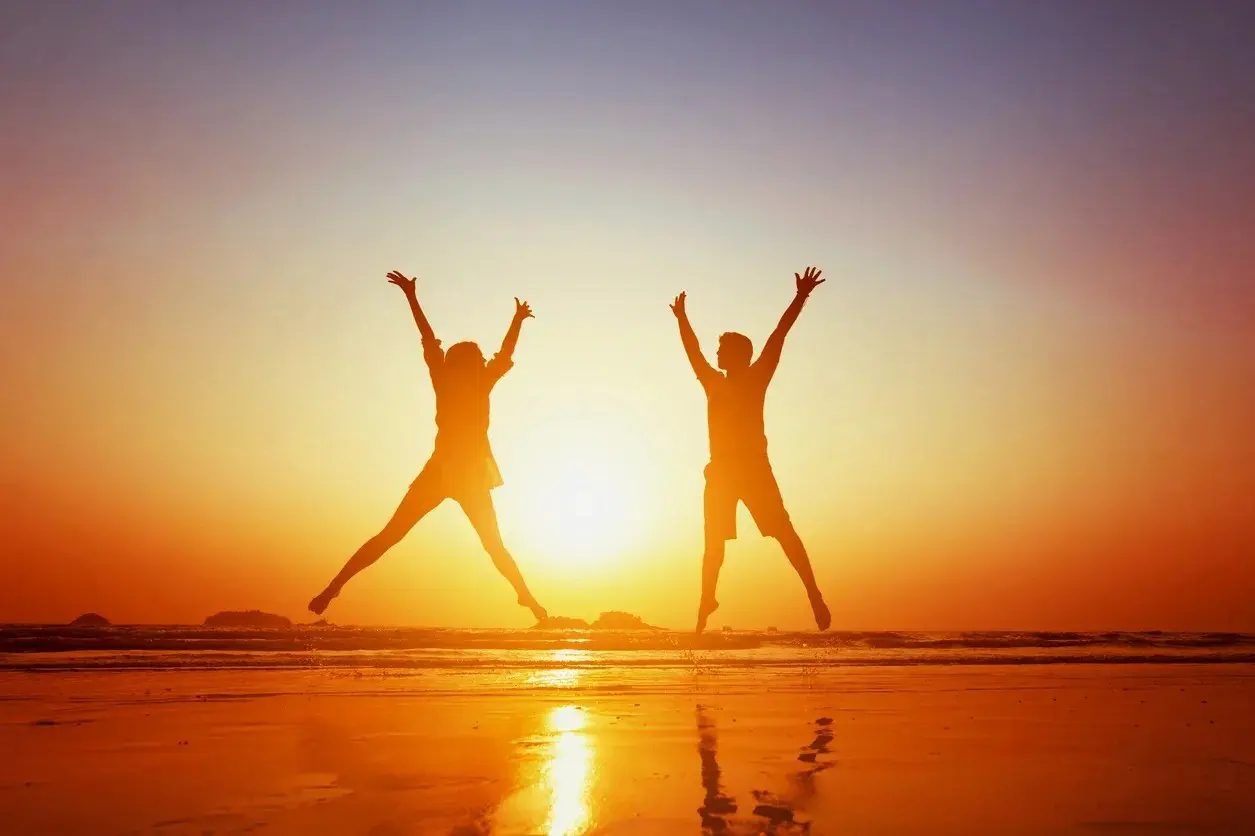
[386,270,442,372]
[486,297,533,382]
[671,292,718,386]
[755,266,824,377]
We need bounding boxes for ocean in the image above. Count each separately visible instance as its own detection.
[3,626,1253,672]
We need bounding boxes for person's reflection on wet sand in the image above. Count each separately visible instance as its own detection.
[696,709,837,833]
[697,706,737,832]
[790,715,836,802]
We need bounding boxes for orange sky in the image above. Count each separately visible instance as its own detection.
[2,3,1253,629]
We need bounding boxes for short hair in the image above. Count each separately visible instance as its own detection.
[719,332,753,365]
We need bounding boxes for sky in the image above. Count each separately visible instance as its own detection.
[1,0,1253,629]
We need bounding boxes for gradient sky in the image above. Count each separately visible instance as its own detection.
[2,1,1253,629]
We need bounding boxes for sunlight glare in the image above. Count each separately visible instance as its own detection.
[512,424,649,565]
[528,668,581,688]
[545,705,593,836]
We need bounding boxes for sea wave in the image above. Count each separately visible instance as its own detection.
[1,626,1253,671]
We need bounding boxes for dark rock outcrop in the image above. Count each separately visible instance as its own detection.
[590,611,661,630]
[69,613,111,627]
[203,610,292,628]
[534,615,591,629]
[534,611,662,630]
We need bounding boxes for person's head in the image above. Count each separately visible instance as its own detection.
[445,341,486,373]
[716,332,753,371]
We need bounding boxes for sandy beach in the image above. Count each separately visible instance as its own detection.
[4,660,1254,835]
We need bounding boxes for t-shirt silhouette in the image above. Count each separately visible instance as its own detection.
[698,361,776,469]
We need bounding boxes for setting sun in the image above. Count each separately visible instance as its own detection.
[510,426,649,565]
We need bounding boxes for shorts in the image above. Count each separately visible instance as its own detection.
[703,459,791,541]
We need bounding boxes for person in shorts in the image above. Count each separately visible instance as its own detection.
[671,267,831,633]
[308,271,547,622]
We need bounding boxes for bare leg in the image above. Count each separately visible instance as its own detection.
[697,535,725,634]
[773,524,830,631]
[308,476,445,615]
[456,491,547,622]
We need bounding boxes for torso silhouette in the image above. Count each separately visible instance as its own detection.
[703,364,772,467]
[425,338,511,491]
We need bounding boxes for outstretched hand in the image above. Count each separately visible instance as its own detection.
[670,292,687,318]
[386,270,417,295]
[514,297,534,320]
[795,266,825,296]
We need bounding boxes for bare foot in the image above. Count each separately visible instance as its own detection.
[696,598,719,634]
[308,589,336,616]
[811,595,831,631]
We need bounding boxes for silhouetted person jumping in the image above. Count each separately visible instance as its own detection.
[309,271,547,622]
[671,267,831,633]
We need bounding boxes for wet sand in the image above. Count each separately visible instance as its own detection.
[3,664,1255,835]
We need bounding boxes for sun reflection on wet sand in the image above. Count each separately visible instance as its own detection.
[544,705,593,836]
[492,704,595,835]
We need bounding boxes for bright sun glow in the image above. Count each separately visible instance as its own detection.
[492,704,595,835]
[545,705,592,836]
[511,425,648,565]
